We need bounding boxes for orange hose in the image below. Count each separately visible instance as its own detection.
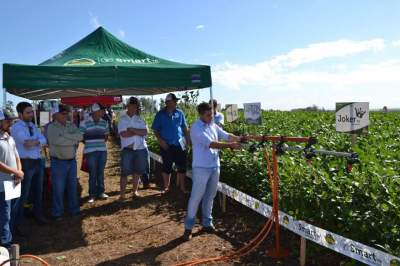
[174,218,274,266]
[172,150,276,266]
[0,254,49,266]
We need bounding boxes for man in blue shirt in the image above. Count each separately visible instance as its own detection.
[152,93,190,194]
[183,102,241,240]
[11,102,48,232]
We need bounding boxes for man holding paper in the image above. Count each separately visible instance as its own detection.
[152,93,190,194]
[0,110,23,248]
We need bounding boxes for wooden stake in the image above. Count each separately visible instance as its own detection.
[351,134,357,147]
[300,237,307,266]
[10,244,19,266]
[300,237,306,266]
[220,193,227,213]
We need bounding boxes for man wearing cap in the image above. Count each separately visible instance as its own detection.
[118,97,149,199]
[80,103,109,203]
[0,110,23,248]
[152,93,190,194]
[10,102,47,232]
[47,104,82,220]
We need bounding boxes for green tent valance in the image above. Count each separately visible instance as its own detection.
[3,27,212,100]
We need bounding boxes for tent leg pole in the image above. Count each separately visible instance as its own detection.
[209,86,214,119]
[3,88,6,108]
[33,101,38,127]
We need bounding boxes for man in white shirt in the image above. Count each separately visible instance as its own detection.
[0,109,23,248]
[183,102,241,240]
[11,102,48,230]
[118,97,149,200]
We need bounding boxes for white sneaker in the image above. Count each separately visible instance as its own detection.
[98,193,109,199]
[88,197,95,203]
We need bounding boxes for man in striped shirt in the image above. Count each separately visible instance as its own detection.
[80,103,109,203]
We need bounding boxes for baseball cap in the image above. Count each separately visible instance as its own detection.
[127,97,139,105]
[91,103,104,112]
[58,104,71,114]
[165,93,179,102]
[0,109,17,121]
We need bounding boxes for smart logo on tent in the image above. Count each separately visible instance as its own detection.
[64,58,96,66]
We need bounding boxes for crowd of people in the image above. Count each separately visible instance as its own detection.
[0,92,241,250]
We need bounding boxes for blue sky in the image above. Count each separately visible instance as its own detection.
[1,0,400,110]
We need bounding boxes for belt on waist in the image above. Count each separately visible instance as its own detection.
[125,144,134,149]
[20,158,41,161]
[51,157,74,161]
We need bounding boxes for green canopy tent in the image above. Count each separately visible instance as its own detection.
[2,27,212,100]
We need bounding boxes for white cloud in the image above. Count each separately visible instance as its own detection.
[195,25,206,31]
[118,29,126,38]
[89,12,101,29]
[212,39,388,91]
[392,40,400,47]
[270,39,384,68]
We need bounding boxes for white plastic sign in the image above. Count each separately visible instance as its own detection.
[226,104,238,122]
[40,111,50,127]
[244,102,262,125]
[336,102,369,133]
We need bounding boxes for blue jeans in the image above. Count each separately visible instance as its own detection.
[11,159,43,228]
[184,167,220,230]
[51,159,80,217]
[120,148,149,176]
[0,192,12,248]
[86,151,107,197]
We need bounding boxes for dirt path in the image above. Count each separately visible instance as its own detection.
[14,139,342,265]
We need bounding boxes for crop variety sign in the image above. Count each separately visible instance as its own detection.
[336,102,369,133]
[244,102,262,125]
[39,111,50,126]
[226,104,239,122]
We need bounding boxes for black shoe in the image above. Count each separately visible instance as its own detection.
[202,225,216,234]
[182,229,192,241]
